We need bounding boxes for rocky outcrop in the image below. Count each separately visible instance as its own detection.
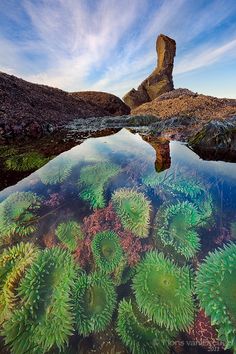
[189,118,236,161]
[0,72,129,139]
[132,88,236,121]
[71,91,130,116]
[123,34,176,109]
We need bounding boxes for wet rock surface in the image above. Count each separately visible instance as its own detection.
[189,118,236,161]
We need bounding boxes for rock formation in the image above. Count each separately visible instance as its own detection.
[123,34,176,109]
[71,91,130,116]
[0,72,130,139]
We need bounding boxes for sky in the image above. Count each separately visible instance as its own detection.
[0,0,236,98]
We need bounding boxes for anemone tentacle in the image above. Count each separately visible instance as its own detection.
[5,152,51,172]
[111,188,151,238]
[117,299,174,354]
[0,192,42,242]
[74,271,117,336]
[91,231,123,273]
[196,242,236,352]
[0,242,38,324]
[133,251,194,331]
[2,247,77,354]
[38,156,74,185]
[155,201,202,259]
[78,162,121,209]
[55,220,83,251]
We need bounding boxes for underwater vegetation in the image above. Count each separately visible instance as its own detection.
[111,188,151,238]
[55,220,83,251]
[142,170,205,198]
[0,192,42,242]
[155,201,202,259]
[188,309,224,352]
[78,162,121,209]
[2,247,77,354]
[133,251,194,331]
[117,299,173,354]
[80,203,150,267]
[0,242,38,324]
[196,242,236,352]
[141,170,167,188]
[91,231,123,273]
[5,152,51,172]
[74,271,117,336]
[166,176,205,198]
[38,156,74,185]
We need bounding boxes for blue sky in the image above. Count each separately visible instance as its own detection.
[0,0,236,98]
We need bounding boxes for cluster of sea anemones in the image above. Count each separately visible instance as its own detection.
[0,137,234,354]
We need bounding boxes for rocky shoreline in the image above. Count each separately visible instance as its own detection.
[1,33,236,163]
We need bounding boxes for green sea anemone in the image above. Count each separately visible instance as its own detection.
[166,176,204,198]
[0,192,42,242]
[155,201,202,259]
[91,231,123,273]
[0,242,38,324]
[5,152,51,172]
[74,271,117,336]
[141,170,167,188]
[2,247,77,354]
[78,162,121,209]
[111,188,151,238]
[142,170,205,199]
[38,156,74,185]
[112,259,135,286]
[133,251,194,331]
[117,299,173,354]
[196,242,236,351]
[55,220,83,251]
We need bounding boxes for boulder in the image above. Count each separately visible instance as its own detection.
[123,34,176,109]
[70,91,130,116]
[189,118,236,161]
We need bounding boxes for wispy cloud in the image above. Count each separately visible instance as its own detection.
[175,38,236,74]
[0,0,236,97]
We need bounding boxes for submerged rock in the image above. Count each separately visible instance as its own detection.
[189,118,236,161]
[123,34,176,109]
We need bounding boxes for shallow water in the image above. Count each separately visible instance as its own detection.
[0,128,235,354]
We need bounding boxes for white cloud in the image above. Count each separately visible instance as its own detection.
[175,38,236,74]
[0,0,236,97]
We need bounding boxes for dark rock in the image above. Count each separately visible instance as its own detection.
[0,71,128,139]
[189,118,236,161]
[123,34,176,109]
[71,91,130,116]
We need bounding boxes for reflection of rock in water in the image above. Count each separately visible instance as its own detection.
[142,136,171,172]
